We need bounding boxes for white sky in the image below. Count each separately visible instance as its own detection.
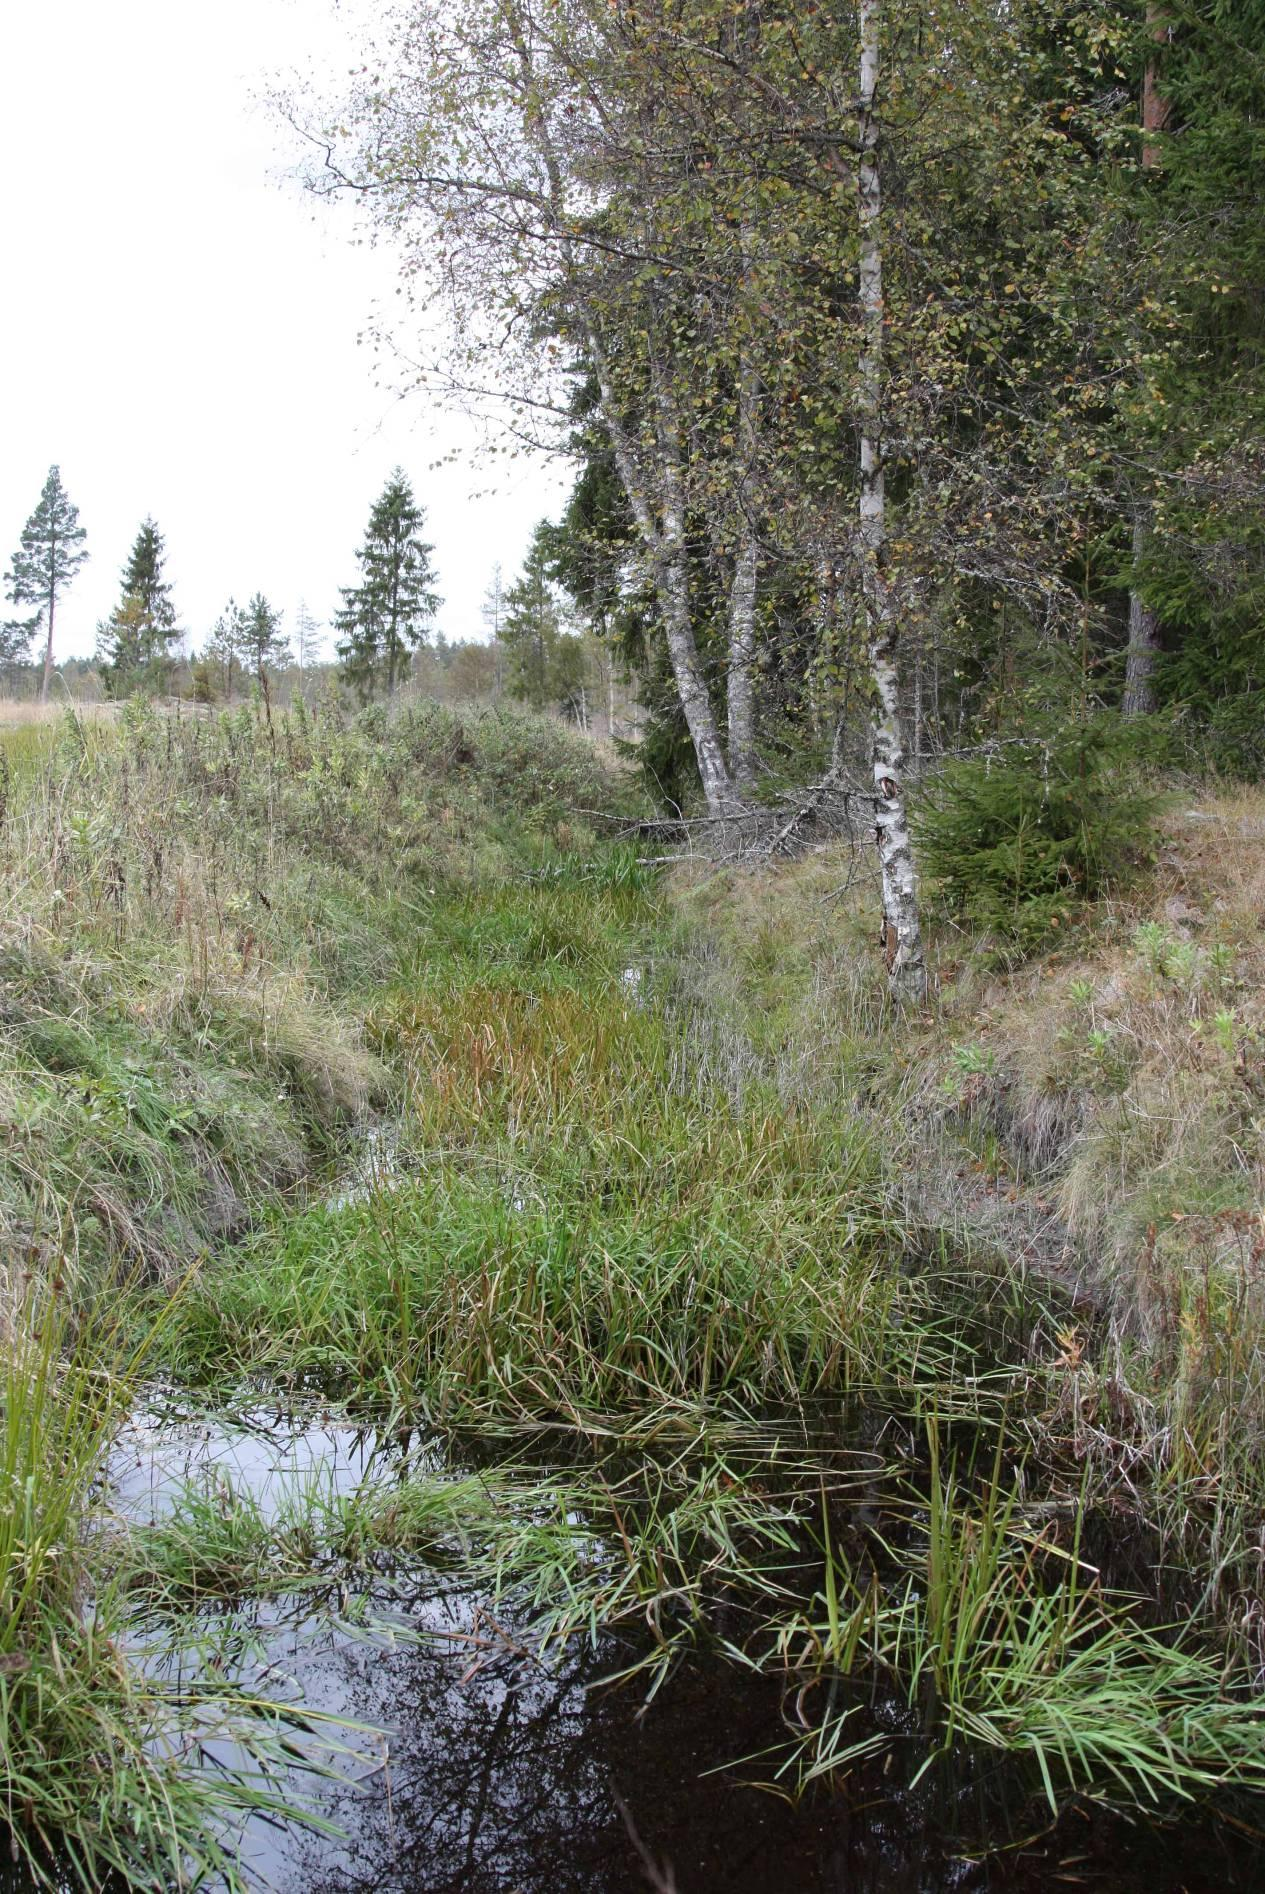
[0,0,568,663]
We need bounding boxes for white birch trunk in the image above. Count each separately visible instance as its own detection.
[506,10,735,815]
[726,516,759,793]
[725,275,760,794]
[858,0,926,1003]
[589,335,737,816]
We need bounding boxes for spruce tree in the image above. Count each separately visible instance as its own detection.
[122,519,177,633]
[502,526,567,712]
[241,593,292,680]
[95,595,148,698]
[336,470,440,699]
[97,517,181,697]
[4,466,88,703]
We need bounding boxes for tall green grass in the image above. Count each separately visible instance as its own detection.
[159,910,1265,1818]
[0,1287,355,1888]
[780,1427,1265,1810]
[0,697,640,1884]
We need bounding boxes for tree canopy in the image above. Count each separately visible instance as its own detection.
[296,0,1263,993]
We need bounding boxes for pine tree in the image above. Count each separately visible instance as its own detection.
[1119,0,1265,750]
[241,594,292,681]
[336,470,440,700]
[0,613,39,689]
[4,466,88,703]
[203,599,250,702]
[97,517,181,697]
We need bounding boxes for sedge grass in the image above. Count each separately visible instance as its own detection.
[770,1425,1265,1811]
[0,1287,365,1889]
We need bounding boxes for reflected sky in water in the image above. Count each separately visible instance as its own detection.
[103,1400,1265,1894]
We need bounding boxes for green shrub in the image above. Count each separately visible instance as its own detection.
[915,720,1159,952]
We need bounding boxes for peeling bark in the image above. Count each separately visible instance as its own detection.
[505,6,735,815]
[651,356,740,812]
[589,334,737,816]
[725,302,760,794]
[726,515,759,793]
[858,0,926,1004]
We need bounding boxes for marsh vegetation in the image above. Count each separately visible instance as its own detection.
[2,699,1265,1889]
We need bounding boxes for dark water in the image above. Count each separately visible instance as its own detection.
[101,1400,1265,1894]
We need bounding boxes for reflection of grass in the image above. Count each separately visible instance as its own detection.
[0,696,629,1886]
[782,1427,1265,1808]
[161,850,1265,1819]
[0,1288,353,1890]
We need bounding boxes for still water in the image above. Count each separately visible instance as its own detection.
[105,1400,1265,1894]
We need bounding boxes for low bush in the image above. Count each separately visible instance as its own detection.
[915,718,1160,952]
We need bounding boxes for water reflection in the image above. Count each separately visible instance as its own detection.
[102,1400,1265,1894]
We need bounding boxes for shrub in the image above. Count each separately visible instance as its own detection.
[915,719,1159,952]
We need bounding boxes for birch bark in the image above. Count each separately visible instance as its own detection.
[857,0,926,1002]
[726,515,759,794]
[724,247,760,795]
[503,5,736,815]
[589,336,737,815]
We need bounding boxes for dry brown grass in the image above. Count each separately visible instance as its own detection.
[928,793,1265,1317]
[0,694,111,728]
[669,788,1265,1340]
[665,798,1265,1633]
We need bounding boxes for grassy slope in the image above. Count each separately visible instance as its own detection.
[161,758,1265,1817]
[0,698,632,1887]
[0,697,623,1317]
[674,792,1265,1639]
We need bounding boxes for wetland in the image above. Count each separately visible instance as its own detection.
[4,701,1265,1889]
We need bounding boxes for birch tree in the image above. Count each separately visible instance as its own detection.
[296,0,1166,971]
[855,0,925,1002]
[295,0,767,813]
